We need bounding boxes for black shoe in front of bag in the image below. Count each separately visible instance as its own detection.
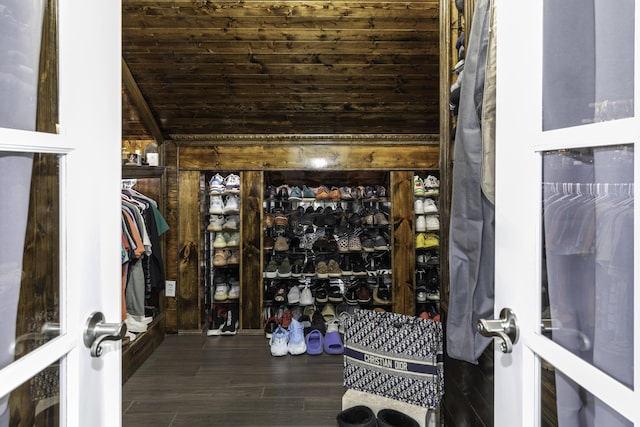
[336,405,377,427]
[376,409,419,427]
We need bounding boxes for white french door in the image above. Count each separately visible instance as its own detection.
[493,0,639,425]
[0,1,122,426]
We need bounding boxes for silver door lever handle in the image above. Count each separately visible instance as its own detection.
[477,308,519,353]
[83,312,127,357]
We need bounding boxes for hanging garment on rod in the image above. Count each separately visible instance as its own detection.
[122,205,146,321]
[447,0,494,365]
[121,187,169,325]
[542,145,633,427]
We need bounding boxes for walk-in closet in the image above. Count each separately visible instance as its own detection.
[4,0,638,426]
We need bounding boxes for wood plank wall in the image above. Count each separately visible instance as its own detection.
[390,171,415,314]
[240,171,263,329]
[164,141,180,333]
[177,170,202,332]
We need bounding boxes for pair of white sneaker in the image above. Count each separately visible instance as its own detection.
[414,198,438,214]
[416,215,439,232]
[270,319,307,356]
[286,285,312,305]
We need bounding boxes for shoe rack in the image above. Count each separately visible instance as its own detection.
[176,141,442,334]
[262,171,393,335]
[414,171,441,322]
[203,171,242,336]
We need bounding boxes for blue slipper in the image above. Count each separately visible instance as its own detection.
[306,329,324,355]
[323,331,344,355]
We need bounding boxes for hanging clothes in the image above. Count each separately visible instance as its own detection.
[121,188,169,323]
[447,0,495,364]
[543,147,633,427]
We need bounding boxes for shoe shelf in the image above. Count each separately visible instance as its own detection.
[262,175,394,339]
[203,172,242,336]
[414,172,441,322]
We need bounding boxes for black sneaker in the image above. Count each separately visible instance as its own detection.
[291,258,304,277]
[221,308,238,335]
[301,207,315,226]
[377,409,419,427]
[274,283,287,302]
[324,208,336,227]
[328,285,344,303]
[348,212,361,226]
[313,211,325,227]
[277,186,289,200]
[264,282,276,303]
[361,237,375,252]
[357,283,371,303]
[373,285,392,305]
[207,304,227,336]
[315,282,329,303]
[337,406,377,427]
[352,257,367,276]
[416,269,427,288]
[265,185,277,199]
[345,283,360,305]
[426,265,440,288]
[377,251,391,273]
[365,255,377,275]
[340,254,353,275]
[303,257,316,277]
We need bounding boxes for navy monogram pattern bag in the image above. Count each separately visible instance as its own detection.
[343,309,444,409]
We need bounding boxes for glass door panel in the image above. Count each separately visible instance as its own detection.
[541,358,632,427]
[0,0,58,133]
[541,144,634,426]
[543,0,634,130]
[1,152,61,427]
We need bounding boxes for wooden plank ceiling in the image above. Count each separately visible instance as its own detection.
[121,0,441,140]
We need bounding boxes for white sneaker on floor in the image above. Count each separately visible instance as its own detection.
[270,326,289,357]
[287,319,307,355]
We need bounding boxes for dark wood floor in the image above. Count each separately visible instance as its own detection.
[122,333,346,427]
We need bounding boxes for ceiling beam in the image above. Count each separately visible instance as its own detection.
[122,57,166,144]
